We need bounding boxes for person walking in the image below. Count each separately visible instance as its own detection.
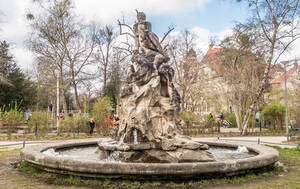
[89,118,95,135]
[219,112,224,128]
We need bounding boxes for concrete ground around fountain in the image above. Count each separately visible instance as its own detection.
[20,138,279,179]
[1,136,294,149]
[193,136,297,148]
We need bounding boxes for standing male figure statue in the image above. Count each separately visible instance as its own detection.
[133,11,169,69]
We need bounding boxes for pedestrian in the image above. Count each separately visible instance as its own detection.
[209,113,213,121]
[114,114,120,126]
[89,118,95,135]
[68,110,73,117]
[24,109,31,123]
[59,110,65,120]
[49,104,53,112]
[219,112,224,127]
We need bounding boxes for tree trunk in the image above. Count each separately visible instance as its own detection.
[59,71,67,112]
[233,104,241,130]
[73,81,82,110]
[251,113,255,133]
[241,104,255,135]
[103,68,107,91]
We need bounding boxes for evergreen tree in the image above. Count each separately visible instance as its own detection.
[0,40,37,110]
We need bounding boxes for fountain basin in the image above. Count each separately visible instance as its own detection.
[20,138,279,179]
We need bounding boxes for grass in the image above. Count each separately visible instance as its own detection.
[0,148,22,158]
[268,145,300,166]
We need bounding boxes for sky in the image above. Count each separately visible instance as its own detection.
[0,0,299,71]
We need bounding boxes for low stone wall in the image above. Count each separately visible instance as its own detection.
[20,138,280,179]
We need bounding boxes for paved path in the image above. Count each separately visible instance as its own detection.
[193,136,298,148]
[0,141,51,150]
[0,136,298,150]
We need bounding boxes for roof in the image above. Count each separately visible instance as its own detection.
[203,47,222,62]
[268,64,284,78]
[271,64,298,87]
[202,47,222,74]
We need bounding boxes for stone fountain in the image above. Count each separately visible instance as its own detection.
[20,11,279,179]
[97,11,213,163]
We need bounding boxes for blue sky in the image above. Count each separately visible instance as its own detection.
[149,0,251,35]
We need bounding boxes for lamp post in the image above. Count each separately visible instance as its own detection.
[283,61,289,141]
[56,70,60,133]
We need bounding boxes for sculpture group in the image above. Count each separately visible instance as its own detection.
[98,11,214,163]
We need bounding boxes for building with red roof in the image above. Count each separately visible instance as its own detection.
[271,64,299,89]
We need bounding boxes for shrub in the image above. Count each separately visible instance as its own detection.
[202,113,216,129]
[59,117,77,135]
[58,114,90,136]
[75,114,90,134]
[0,106,4,127]
[179,111,200,126]
[27,112,51,137]
[226,113,237,128]
[262,104,285,130]
[1,102,23,137]
[92,96,113,135]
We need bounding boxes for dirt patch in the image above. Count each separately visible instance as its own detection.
[0,150,90,189]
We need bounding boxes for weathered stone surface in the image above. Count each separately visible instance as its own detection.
[98,143,130,151]
[122,149,179,163]
[161,136,209,151]
[98,141,153,152]
[128,143,152,150]
[118,151,137,162]
[93,11,213,163]
[168,149,214,162]
[111,11,210,160]
[114,11,182,145]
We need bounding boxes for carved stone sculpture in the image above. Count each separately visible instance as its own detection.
[98,11,214,163]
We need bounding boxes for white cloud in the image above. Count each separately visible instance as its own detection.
[0,0,35,70]
[10,47,34,72]
[0,0,212,70]
[74,0,211,25]
[190,26,233,53]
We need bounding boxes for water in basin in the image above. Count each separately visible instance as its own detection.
[42,145,255,162]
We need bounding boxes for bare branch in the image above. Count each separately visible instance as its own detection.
[117,20,136,39]
[160,26,174,44]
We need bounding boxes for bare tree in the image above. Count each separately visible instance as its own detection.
[27,0,95,110]
[235,0,300,135]
[217,32,265,130]
[64,26,96,109]
[168,30,203,111]
[93,25,117,91]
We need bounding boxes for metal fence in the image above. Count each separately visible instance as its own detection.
[182,127,287,136]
